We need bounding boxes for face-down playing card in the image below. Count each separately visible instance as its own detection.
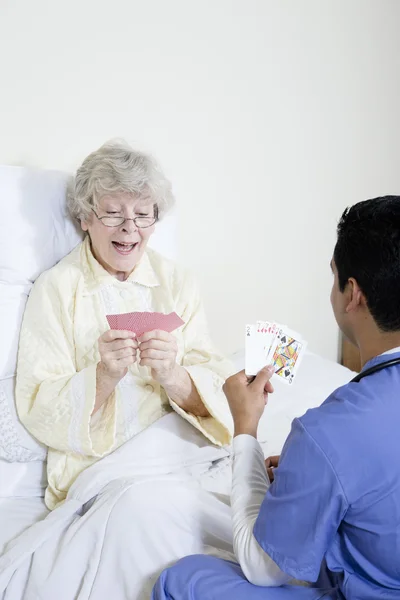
[106,311,184,337]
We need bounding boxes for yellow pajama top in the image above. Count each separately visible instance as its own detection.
[16,237,233,509]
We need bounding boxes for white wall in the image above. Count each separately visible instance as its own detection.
[1,0,400,360]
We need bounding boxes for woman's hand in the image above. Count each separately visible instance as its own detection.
[98,330,138,380]
[265,455,280,482]
[138,330,179,385]
[223,365,275,438]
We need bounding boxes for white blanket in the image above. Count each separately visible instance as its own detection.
[0,413,234,600]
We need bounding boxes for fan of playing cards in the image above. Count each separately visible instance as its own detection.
[106,311,185,338]
[245,321,307,385]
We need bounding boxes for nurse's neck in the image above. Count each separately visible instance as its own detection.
[356,321,400,367]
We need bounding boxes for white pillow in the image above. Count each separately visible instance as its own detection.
[0,165,82,286]
[0,283,34,381]
[0,377,46,463]
[0,377,45,499]
[0,166,82,379]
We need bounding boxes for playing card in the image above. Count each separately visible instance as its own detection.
[161,312,186,332]
[256,321,275,365]
[106,314,119,330]
[245,320,307,383]
[106,311,185,337]
[256,321,270,334]
[264,322,281,362]
[269,327,307,385]
[245,324,268,376]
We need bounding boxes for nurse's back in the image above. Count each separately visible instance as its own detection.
[252,198,400,599]
[302,352,400,599]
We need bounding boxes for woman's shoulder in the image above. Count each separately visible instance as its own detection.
[31,242,85,295]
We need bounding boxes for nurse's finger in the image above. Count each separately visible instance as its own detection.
[264,380,274,394]
[267,467,275,483]
[265,455,280,469]
[250,365,275,393]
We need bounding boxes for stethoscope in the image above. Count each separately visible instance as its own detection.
[266,356,400,480]
[351,357,400,383]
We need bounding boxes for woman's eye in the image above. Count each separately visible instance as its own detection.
[106,211,120,215]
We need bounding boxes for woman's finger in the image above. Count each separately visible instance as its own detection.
[140,348,170,360]
[139,358,165,370]
[107,347,136,360]
[116,355,136,368]
[139,339,174,352]
[102,330,136,343]
[138,330,173,344]
[106,338,138,352]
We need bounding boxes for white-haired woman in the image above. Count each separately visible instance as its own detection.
[16,141,233,511]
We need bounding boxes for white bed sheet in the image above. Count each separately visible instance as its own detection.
[0,460,47,498]
[0,498,48,555]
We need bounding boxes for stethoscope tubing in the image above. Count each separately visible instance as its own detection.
[351,357,400,383]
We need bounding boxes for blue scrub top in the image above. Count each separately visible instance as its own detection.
[253,351,400,600]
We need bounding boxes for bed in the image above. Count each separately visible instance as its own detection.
[0,165,354,598]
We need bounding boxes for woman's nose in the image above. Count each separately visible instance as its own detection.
[121,219,138,233]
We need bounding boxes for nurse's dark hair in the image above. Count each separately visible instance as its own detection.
[334,195,400,331]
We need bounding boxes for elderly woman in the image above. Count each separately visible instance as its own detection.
[16,140,233,510]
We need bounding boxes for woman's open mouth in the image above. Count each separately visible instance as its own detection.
[112,241,138,255]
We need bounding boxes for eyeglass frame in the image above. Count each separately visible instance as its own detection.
[91,204,159,229]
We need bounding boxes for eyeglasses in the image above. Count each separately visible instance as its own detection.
[92,209,157,229]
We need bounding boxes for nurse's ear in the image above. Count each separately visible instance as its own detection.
[345,278,364,314]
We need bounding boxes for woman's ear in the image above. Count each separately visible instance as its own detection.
[81,208,96,232]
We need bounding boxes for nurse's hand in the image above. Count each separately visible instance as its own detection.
[265,455,280,482]
[223,366,275,438]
